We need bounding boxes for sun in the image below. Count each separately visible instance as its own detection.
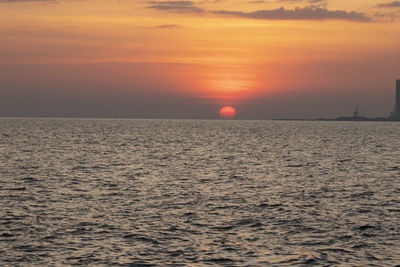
[219,106,236,119]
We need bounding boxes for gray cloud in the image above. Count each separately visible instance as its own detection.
[374,11,398,21]
[156,24,180,28]
[147,1,203,12]
[249,0,266,3]
[213,6,371,22]
[1,0,369,23]
[147,1,370,22]
[0,0,56,2]
[249,0,326,3]
[377,1,400,8]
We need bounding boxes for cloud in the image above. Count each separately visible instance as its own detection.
[376,1,400,8]
[0,0,56,2]
[374,11,398,20]
[249,0,326,3]
[147,1,203,12]
[156,24,180,28]
[249,0,266,3]
[213,6,371,22]
[145,1,370,22]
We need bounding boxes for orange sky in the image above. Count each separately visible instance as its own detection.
[0,0,400,118]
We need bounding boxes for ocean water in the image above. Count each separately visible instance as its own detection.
[0,118,399,266]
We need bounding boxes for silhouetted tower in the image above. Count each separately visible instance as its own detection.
[397,80,400,116]
[353,104,359,118]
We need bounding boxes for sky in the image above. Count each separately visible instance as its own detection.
[0,0,400,119]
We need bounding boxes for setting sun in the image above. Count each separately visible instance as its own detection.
[219,106,236,119]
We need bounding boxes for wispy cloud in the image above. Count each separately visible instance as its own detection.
[249,0,326,3]
[145,1,369,22]
[214,6,371,22]
[249,0,266,3]
[155,24,180,28]
[147,1,203,12]
[0,0,56,2]
[376,1,400,8]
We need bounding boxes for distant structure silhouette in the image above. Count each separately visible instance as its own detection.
[397,80,400,117]
[353,105,359,118]
[334,79,400,121]
[294,79,400,121]
[390,79,400,120]
[335,103,367,121]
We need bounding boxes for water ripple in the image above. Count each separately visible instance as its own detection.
[0,118,399,266]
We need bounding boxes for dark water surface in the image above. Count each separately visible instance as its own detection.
[0,118,399,266]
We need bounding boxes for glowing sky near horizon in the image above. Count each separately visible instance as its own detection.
[0,0,400,118]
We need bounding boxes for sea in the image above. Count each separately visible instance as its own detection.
[0,118,399,266]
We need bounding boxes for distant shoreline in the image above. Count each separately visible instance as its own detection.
[274,117,400,122]
[0,116,399,122]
